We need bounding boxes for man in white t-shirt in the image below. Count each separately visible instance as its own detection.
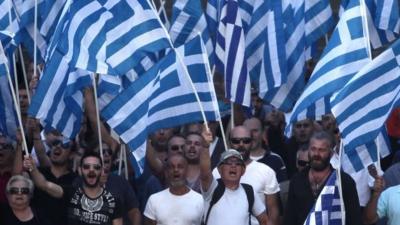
[200,129,268,225]
[144,154,204,225]
[212,126,280,225]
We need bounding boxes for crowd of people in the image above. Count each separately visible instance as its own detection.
[1,65,400,225]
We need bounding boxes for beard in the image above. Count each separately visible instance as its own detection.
[83,173,101,188]
[237,146,250,162]
[309,155,331,171]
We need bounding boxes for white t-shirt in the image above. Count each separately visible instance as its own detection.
[213,160,279,225]
[144,188,204,225]
[202,179,265,225]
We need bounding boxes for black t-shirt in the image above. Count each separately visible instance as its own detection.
[64,186,122,225]
[31,167,77,225]
[0,203,50,225]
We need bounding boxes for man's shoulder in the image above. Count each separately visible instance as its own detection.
[247,160,275,174]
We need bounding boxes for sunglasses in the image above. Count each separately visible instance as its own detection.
[50,140,71,149]
[297,160,309,167]
[230,137,252,145]
[8,187,30,195]
[0,143,12,151]
[82,163,102,171]
[170,144,185,151]
[102,148,113,156]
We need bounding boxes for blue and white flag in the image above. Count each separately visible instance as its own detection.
[330,38,400,163]
[0,0,23,56]
[157,0,170,30]
[303,170,342,225]
[102,36,220,175]
[289,0,370,122]
[262,0,334,112]
[340,0,399,49]
[28,51,92,139]
[169,0,213,64]
[0,44,17,138]
[215,0,250,106]
[246,0,286,94]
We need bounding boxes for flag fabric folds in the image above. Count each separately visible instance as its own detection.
[262,0,334,112]
[169,0,213,63]
[28,51,92,139]
[215,0,250,106]
[102,36,220,175]
[303,170,342,225]
[330,38,400,171]
[289,0,370,122]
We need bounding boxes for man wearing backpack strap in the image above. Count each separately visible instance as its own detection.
[200,128,268,225]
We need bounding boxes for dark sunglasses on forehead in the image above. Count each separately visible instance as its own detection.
[82,163,102,171]
[230,137,252,145]
[8,187,30,195]
[50,140,71,149]
[0,143,12,150]
[297,160,309,167]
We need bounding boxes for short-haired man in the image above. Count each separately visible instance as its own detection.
[200,129,268,225]
[24,151,123,225]
[284,131,362,225]
[144,154,204,225]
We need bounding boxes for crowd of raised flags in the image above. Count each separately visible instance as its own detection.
[1,0,400,224]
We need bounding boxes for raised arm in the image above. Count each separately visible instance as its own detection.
[23,155,63,198]
[28,118,51,167]
[145,139,164,178]
[200,126,214,192]
[363,176,385,225]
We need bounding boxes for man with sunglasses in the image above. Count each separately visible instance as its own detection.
[24,151,123,225]
[210,126,279,225]
[30,131,77,225]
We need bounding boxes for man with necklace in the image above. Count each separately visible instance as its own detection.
[284,131,362,225]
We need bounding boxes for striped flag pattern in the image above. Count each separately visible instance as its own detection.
[289,0,370,122]
[215,0,250,106]
[0,43,16,138]
[0,0,23,55]
[262,0,334,112]
[28,51,92,139]
[169,0,213,63]
[101,36,220,175]
[330,38,400,170]
[303,170,342,225]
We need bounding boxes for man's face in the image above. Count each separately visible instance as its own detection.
[229,127,252,161]
[308,138,332,171]
[184,134,203,164]
[167,136,186,155]
[80,156,102,188]
[243,118,263,150]
[150,128,174,151]
[49,138,71,166]
[18,89,29,115]
[165,155,187,187]
[0,136,13,167]
[218,157,245,183]
[293,119,314,143]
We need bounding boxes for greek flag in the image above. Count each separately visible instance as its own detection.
[289,0,370,122]
[215,0,250,106]
[262,0,334,112]
[246,0,286,94]
[330,38,400,169]
[0,0,23,55]
[101,36,220,175]
[303,170,342,225]
[0,44,16,138]
[341,130,391,173]
[169,0,213,63]
[340,0,399,49]
[28,51,92,139]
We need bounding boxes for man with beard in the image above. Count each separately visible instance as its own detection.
[24,151,123,225]
[284,131,362,225]
[212,126,280,225]
[144,154,204,225]
[30,131,77,225]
